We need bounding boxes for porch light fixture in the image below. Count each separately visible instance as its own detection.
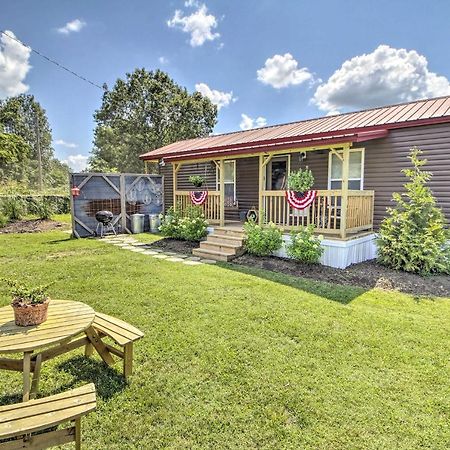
[159,158,166,167]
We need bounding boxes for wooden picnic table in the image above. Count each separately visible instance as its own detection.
[0,300,115,402]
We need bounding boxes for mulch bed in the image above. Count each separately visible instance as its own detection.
[148,238,449,298]
[145,238,198,254]
[0,219,68,234]
[233,254,450,298]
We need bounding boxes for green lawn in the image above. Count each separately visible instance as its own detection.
[0,230,449,449]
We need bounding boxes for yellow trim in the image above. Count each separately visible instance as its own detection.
[157,142,353,166]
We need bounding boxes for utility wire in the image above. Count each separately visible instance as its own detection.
[0,30,105,91]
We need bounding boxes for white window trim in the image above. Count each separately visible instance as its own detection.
[327,148,365,190]
[216,160,236,201]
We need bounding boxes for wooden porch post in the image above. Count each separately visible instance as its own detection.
[258,154,264,225]
[219,159,225,226]
[340,145,350,239]
[172,163,181,210]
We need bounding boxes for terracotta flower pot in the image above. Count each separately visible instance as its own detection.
[12,298,50,327]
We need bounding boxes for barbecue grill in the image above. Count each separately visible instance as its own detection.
[94,210,117,237]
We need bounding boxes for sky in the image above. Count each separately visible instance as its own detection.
[1,0,450,171]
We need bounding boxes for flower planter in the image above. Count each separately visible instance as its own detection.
[12,298,50,327]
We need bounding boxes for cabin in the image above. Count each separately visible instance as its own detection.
[140,96,450,268]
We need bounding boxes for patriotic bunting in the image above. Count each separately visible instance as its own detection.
[285,190,317,210]
[190,191,208,206]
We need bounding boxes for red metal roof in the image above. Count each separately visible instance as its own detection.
[140,96,450,161]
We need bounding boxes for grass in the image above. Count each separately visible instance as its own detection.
[0,230,449,449]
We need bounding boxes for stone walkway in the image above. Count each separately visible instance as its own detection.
[101,235,216,266]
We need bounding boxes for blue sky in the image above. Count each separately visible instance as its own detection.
[1,0,450,170]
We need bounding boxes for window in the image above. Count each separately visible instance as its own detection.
[266,155,290,190]
[328,149,364,190]
[216,160,236,205]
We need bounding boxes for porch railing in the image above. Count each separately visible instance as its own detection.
[174,190,221,224]
[261,189,374,235]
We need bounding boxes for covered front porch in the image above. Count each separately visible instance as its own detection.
[168,143,374,240]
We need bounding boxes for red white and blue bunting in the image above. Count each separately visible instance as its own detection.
[285,190,317,210]
[190,190,208,206]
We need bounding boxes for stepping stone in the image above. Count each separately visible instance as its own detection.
[129,248,146,253]
[200,259,217,264]
[142,250,159,255]
[174,254,188,259]
[186,256,201,261]
[183,260,202,266]
[153,254,168,259]
[166,257,184,262]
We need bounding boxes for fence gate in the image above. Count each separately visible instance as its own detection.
[70,173,164,238]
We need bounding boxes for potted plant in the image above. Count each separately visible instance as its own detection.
[188,175,205,189]
[3,279,51,326]
[287,168,314,194]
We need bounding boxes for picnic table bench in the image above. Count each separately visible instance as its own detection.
[0,383,96,449]
[0,301,144,400]
[88,312,144,380]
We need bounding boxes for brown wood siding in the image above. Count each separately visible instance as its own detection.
[364,123,450,229]
[160,123,450,227]
[291,151,328,190]
[160,162,216,210]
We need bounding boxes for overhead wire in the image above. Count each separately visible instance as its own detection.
[0,30,105,91]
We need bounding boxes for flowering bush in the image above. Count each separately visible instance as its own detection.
[286,225,324,264]
[244,220,283,256]
[159,205,208,241]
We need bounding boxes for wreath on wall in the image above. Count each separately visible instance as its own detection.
[285,168,317,210]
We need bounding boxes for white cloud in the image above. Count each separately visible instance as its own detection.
[184,0,199,7]
[257,53,313,89]
[240,114,267,131]
[195,82,236,110]
[167,4,219,47]
[158,56,168,65]
[62,154,88,172]
[0,30,31,98]
[54,139,78,149]
[312,45,450,113]
[57,19,86,35]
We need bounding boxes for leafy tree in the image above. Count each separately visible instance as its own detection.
[0,132,30,164]
[377,148,449,275]
[90,68,217,172]
[0,95,69,192]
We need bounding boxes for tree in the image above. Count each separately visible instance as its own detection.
[90,68,217,172]
[377,148,449,275]
[0,131,31,182]
[0,95,69,192]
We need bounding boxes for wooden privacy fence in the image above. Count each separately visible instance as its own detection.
[261,189,374,235]
[174,190,221,224]
[70,173,164,238]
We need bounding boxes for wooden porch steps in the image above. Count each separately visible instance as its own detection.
[192,225,245,262]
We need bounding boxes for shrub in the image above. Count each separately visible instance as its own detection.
[159,205,208,241]
[244,220,283,256]
[30,197,55,220]
[287,168,314,192]
[377,148,449,275]
[286,225,324,264]
[0,195,25,221]
[159,207,183,239]
[0,213,8,228]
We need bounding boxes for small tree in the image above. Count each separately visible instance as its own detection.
[377,148,449,275]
